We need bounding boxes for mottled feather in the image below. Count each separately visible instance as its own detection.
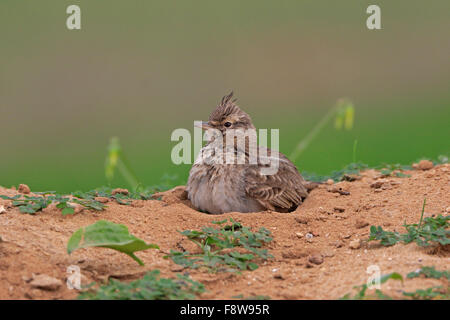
[186,93,310,214]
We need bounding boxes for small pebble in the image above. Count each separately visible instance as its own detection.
[418,160,433,170]
[111,188,129,196]
[68,202,84,214]
[273,273,285,280]
[30,274,62,291]
[355,219,369,229]
[295,217,309,224]
[370,180,387,189]
[333,240,344,248]
[18,184,31,194]
[308,254,324,265]
[94,197,109,203]
[322,250,335,258]
[349,239,361,249]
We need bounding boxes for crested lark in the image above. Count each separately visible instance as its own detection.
[186,92,309,214]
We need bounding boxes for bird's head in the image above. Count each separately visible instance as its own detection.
[196,92,255,134]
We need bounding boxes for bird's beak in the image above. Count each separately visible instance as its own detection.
[195,121,213,130]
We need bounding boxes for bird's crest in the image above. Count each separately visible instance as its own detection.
[209,92,242,122]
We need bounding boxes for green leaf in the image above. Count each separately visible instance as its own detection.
[248,262,259,270]
[67,220,159,266]
[78,270,205,300]
[167,219,272,272]
[379,272,403,284]
[20,206,38,214]
[67,228,83,254]
[407,266,450,280]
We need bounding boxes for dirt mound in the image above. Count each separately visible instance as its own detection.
[0,164,449,300]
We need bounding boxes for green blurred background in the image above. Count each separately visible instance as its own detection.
[1,1,449,193]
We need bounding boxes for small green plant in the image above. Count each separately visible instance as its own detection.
[78,270,204,300]
[0,192,105,215]
[369,199,449,248]
[340,273,403,300]
[342,268,450,300]
[72,186,154,206]
[403,286,449,300]
[290,98,355,162]
[302,162,369,183]
[435,154,449,164]
[368,226,402,246]
[407,266,450,280]
[377,163,412,178]
[403,266,450,300]
[302,154,448,183]
[104,138,178,192]
[67,220,159,266]
[303,161,417,183]
[105,137,139,190]
[165,218,273,272]
[0,194,52,214]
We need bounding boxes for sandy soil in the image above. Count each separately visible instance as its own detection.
[0,164,449,300]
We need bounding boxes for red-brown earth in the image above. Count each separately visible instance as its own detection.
[0,163,448,299]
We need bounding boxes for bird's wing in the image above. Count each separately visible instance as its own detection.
[244,148,308,211]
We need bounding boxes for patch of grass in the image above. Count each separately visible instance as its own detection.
[369,199,449,248]
[72,186,152,206]
[368,226,402,246]
[165,218,273,272]
[403,286,449,300]
[0,192,105,215]
[407,266,450,280]
[403,266,450,300]
[340,273,403,300]
[377,163,412,178]
[414,154,449,166]
[0,194,52,214]
[67,220,159,266]
[302,154,449,183]
[303,162,369,182]
[342,267,449,300]
[303,161,413,183]
[78,270,204,300]
[0,178,171,215]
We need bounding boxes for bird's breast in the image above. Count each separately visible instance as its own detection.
[186,163,262,214]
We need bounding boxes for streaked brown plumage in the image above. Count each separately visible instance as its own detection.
[186,92,309,214]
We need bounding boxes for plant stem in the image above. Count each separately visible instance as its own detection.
[353,139,358,163]
[117,160,139,190]
[289,105,338,162]
[418,198,426,229]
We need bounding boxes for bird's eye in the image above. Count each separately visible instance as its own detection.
[224,122,232,127]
